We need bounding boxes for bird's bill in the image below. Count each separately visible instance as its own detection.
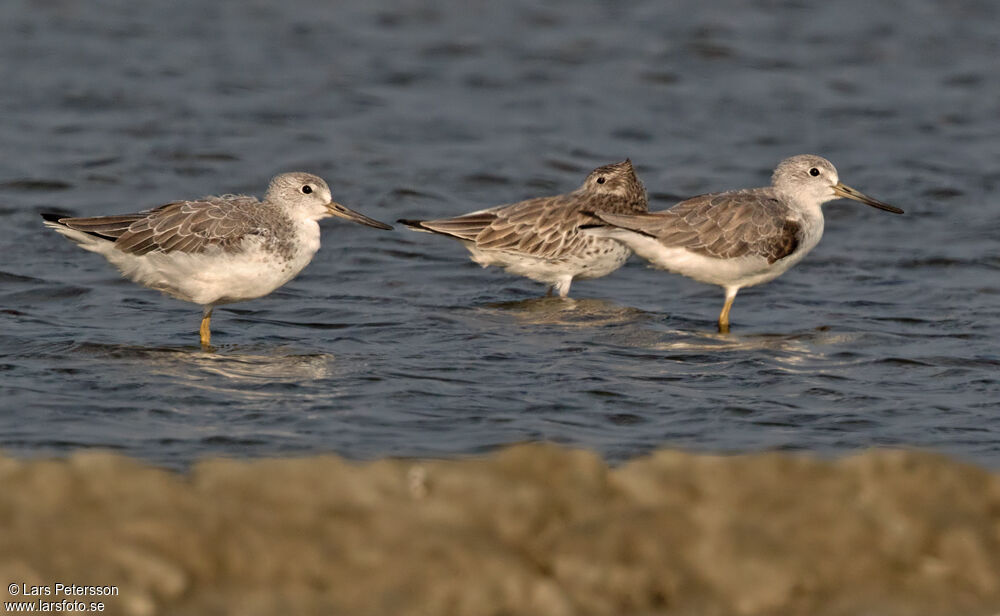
[326,202,393,229]
[832,182,904,214]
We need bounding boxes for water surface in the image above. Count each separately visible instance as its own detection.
[1,0,998,468]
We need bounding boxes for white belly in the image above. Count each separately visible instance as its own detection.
[596,226,821,290]
[107,221,321,306]
[464,237,631,285]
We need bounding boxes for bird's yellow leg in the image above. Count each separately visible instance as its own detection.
[718,288,738,334]
[199,307,213,347]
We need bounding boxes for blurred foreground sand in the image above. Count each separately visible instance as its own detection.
[2,444,999,615]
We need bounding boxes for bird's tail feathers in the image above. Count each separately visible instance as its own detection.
[397,213,494,241]
[41,214,118,254]
[397,219,436,233]
[580,210,660,238]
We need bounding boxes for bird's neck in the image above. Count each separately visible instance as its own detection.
[296,217,322,253]
[774,186,825,223]
[277,206,323,256]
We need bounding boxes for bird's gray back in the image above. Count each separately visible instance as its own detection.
[62,196,297,258]
[438,190,646,260]
[601,187,803,264]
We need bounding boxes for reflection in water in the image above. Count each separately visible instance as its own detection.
[606,324,873,373]
[183,351,333,382]
[154,350,337,401]
[480,297,878,373]
[64,341,338,400]
[482,296,651,327]
[3,0,1000,469]
[648,329,822,354]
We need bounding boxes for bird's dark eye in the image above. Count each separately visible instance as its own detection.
[809,168,820,177]
[596,177,606,184]
[301,185,313,194]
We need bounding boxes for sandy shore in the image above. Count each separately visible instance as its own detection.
[2,445,999,615]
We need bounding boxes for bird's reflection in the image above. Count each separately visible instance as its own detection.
[481,296,651,327]
[476,296,864,372]
[65,340,338,399]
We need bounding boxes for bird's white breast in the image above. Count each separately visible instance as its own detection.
[593,208,825,290]
[106,218,323,306]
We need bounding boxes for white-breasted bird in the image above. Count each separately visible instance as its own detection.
[42,172,392,346]
[584,155,903,332]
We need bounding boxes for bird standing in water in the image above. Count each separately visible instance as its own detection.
[43,172,392,347]
[400,159,648,298]
[584,155,903,332]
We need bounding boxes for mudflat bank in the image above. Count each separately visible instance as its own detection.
[2,445,999,615]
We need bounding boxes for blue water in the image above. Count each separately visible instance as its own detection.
[1,0,998,469]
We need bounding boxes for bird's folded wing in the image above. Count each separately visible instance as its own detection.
[408,211,499,242]
[474,194,618,259]
[596,190,802,264]
[43,213,143,242]
[57,196,266,256]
